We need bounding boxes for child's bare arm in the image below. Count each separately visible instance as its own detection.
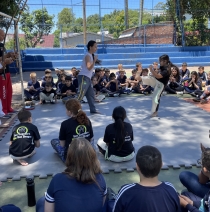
[34,140,40,148]
[60,140,65,147]
[198,169,209,184]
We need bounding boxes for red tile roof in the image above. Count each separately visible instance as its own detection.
[6,34,55,48]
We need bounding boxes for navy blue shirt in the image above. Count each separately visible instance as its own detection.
[198,72,207,82]
[180,69,190,80]
[45,173,107,212]
[113,182,181,212]
[41,81,56,89]
[206,80,210,86]
[27,80,40,90]
[109,82,118,92]
[117,75,127,84]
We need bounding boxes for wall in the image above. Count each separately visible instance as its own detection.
[101,24,174,45]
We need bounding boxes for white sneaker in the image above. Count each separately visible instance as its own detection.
[162,91,167,95]
[113,93,119,97]
[176,91,183,95]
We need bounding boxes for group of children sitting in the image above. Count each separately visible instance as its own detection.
[24,62,210,106]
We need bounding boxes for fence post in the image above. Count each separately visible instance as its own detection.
[144,25,146,52]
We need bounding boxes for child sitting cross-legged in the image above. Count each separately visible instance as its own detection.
[40,82,57,104]
[117,70,127,93]
[41,74,56,89]
[91,76,106,102]
[24,72,40,101]
[138,69,153,95]
[56,74,66,98]
[125,69,139,94]
[112,145,181,212]
[102,73,120,97]
[97,106,135,162]
[9,109,40,166]
[61,76,77,104]
[51,99,94,162]
[165,66,184,94]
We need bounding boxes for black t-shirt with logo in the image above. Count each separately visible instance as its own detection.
[42,88,57,96]
[59,117,93,149]
[9,123,40,157]
[104,122,134,157]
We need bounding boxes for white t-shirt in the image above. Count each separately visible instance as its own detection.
[79,53,94,79]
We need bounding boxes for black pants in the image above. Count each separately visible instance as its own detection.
[165,83,184,94]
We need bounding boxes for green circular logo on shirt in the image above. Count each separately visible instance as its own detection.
[16,126,28,134]
[76,125,87,135]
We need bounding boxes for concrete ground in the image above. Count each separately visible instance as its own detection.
[0,66,209,211]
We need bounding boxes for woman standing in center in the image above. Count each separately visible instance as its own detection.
[77,40,100,114]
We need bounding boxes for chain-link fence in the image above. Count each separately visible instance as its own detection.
[2,0,210,48]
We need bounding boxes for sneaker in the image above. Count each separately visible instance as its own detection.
[50,101,55,104]
[127,90,132,95]
[190,92,197,97]
[41,100,46,104]
[193,98,200,102]
[176,91,184,95]
[113,93,120,97]
[162,91,167,95]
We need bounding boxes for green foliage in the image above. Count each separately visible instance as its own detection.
[166,0,210,46]
[57,8,76,32]
[0,0,28,28]
[87,14,100,33]
[53,29,60,47]
[19,8,54,48]
[5,37,26,50]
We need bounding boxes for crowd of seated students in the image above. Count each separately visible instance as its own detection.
[23,62,210,106]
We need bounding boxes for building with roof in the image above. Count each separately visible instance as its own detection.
[61,32,113,48]
[6,34,55,48]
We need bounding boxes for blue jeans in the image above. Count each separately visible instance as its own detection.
[180,191,202,212]
[184,86,196,93]
[51,139,66,162]
[179,171,210,198]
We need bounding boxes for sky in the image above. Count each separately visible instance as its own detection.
[27,0,166,19]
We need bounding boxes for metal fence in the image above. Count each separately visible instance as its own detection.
[1,0,210,48]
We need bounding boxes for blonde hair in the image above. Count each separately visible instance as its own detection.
[118,64,123,69]
[30,72,36,78]
[153,62,158,65]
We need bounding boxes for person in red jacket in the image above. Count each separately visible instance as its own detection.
[0,29,17,115]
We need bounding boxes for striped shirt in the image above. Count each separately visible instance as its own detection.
[113,182,181,212]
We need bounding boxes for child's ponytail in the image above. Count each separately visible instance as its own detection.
[76,109,89,125]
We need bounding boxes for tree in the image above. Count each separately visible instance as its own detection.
[19,8,54,48]
[87,14,100,33]
[5,37,26,50]
[57,8,76,32]
[154,2,166,10]
[53,29,60,47]
[73,18,83,33]
[166,0,210,46]
[0,0,28,28]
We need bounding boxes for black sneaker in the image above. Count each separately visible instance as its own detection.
[42,100,46,104]
[50,101,55,104]
[193,98,200,102]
